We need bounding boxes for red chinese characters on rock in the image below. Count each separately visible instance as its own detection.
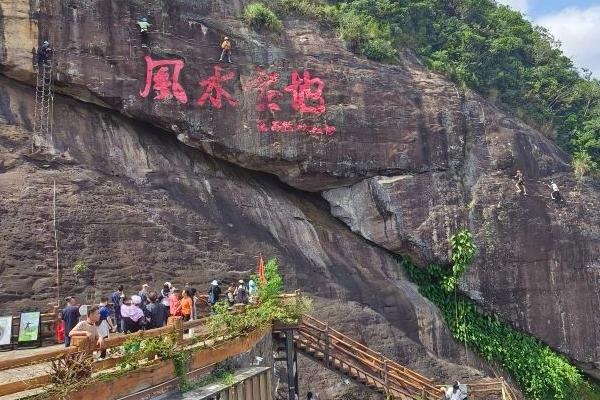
[284,70,326,114]
[137,58,336,135]
[248,68,335,136]
[140,57,238,109]
[246,69,327,114]
[197,66,238,109]
[258,120,335,136]
[244,68,283,112]
[140,56,188,104]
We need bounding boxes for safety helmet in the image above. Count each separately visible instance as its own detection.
[224,37,229,40]
[43,41,49,46]
[141,17,147,22]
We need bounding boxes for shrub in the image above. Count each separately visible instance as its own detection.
[243,3,283,32]
[573,151,598,178]
[208,258,311,339]
[276,0,340,26]
[72,260,88,274]
[359,38,396,61]
[337,10,378,51]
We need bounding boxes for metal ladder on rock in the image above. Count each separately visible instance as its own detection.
[32,62,55,152]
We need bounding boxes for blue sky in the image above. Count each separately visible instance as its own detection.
[499,0,600,77]
[524,0,598,17]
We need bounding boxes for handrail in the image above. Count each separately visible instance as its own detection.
[299,315,524,399]
[0,293,300,379]
[296,315,444,399]
[302,315,436,386]
[437,378,518,400]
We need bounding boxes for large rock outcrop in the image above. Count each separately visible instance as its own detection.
[1,0,599,375]
[0,75,487,397]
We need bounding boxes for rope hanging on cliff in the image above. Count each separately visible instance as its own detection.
[454,287,470,381]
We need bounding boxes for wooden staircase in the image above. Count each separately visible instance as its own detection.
[277,315,519,400]
[285,315,445,400]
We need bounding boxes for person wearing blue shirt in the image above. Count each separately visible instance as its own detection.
[111,285,124,333]
[61,297,80,347]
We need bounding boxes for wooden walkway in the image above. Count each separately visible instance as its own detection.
[290,315,518,400]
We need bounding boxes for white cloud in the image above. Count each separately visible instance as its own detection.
[537,6,600,77]
[496,0,528,14]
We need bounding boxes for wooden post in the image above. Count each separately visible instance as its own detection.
[501,381,506,400]
[383,360,389,395]
[324,323,330,367]
[167,316,184,342]
[71,336,85,351]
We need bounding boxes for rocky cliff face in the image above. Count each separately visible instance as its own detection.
[1,0,599,382]
[0,76,485,397]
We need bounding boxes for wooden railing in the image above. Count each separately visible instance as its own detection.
[296,315,444,399]
[0,316,215,397]
[467,379,519,400]
[0,293,295,398]
[295,315,520,400]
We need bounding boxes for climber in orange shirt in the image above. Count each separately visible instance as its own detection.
[219,36,232,63]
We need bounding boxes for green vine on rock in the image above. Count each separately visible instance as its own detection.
[442,229,476,292]
[398,253,597,400]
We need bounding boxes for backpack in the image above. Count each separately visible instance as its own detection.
[236,286,248,304]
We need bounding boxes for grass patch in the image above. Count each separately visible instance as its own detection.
[243,3,283,32]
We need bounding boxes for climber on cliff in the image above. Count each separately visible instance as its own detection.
[219,36,232,63]
[36,41,52,66]
[546,181,563,202]
[514,169,527,195]
[137,17,151,48]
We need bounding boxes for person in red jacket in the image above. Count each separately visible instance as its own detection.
[169,289,182,317]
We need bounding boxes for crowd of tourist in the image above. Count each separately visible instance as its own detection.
[60,279,258,351]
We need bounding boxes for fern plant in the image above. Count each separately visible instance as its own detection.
[72,260,88,275]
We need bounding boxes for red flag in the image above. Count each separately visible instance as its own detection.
[258,253,266,285]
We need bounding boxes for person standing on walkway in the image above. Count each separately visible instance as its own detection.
[235,279,249,305]
[181,289,193,322]
[111,284,125,333]
[159,282,172,325]
[137,17,151,48]
[97,297,114,358]
[62,297,80,347]
[248,279,257,303]
[138,283,150,306]
[69,305,103,353]
[169,289,182,318]
[208,280,221,312]
[121,296,145,333]
[226,282,236,306]
[145,292,165,329]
